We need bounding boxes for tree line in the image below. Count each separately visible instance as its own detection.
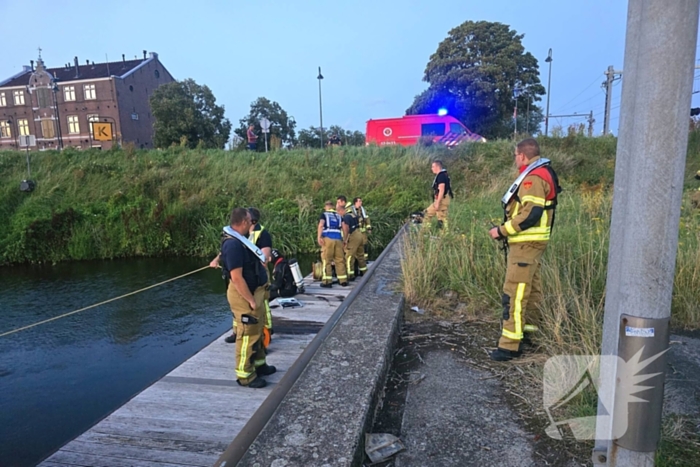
[150,20,546,149]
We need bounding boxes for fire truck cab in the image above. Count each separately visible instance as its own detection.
[365,114,485,147]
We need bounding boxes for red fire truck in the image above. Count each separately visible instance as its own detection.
[365,114,486,147]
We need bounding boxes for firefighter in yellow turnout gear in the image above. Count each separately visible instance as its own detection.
[488,138,561,362]
[318,201,348,287]
[340,205,365,281]
[349,197,370,276]
[247,208,274,348]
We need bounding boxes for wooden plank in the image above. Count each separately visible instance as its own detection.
[39,270,367,466]
[51,440,217,466]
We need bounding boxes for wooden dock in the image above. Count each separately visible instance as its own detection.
[39,272,360,467]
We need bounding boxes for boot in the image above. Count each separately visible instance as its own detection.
[224,334,236,344]
[256,364,277,376]
[489,347,522,362]
[238,377,267,389]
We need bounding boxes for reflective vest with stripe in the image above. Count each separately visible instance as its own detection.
[349,203,371,233]
[321,210,343,240]
[505,167,557,244]
[249,225,265,246]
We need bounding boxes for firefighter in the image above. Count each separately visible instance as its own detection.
[220,208,276,388]
[318,200,348,287]
[248,208,274,348]
[424,160,453,229]
[340,204,364,281]
[692,169,700,209]
[350,197,370,276]
[488,138,561,362]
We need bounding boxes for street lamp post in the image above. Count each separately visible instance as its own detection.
[317,66,324,148]
[544,48,553,136]
[7,118,20,149]
[51,84,64,150]
[513,85,522,139]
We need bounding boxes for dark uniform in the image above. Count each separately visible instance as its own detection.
[221,235,269,386]
[494,156,559,357]
[342,210,366,281]
[425,169,453,227]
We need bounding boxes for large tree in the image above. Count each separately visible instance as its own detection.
[150,79,231,149]
[407,21,545,139]
[297,125,365,148]
[236,97,297,149]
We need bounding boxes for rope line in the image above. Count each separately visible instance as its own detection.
[0,265,211,338]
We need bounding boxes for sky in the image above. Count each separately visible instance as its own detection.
[1,0,698,136]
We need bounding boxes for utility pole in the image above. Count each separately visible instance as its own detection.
[544,48,553,136]
[593,1,699,467]
[587,111,595,137]
[602,65,622,135]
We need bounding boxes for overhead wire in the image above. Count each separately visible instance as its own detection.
[553,73,605,114]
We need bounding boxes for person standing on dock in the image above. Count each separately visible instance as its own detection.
[220,208,276,388]
[318,201,348,288]
[350,197,371,276]
[341,204,365,281]
[248,207,274,349]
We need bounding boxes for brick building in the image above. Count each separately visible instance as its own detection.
[0,51,174,150]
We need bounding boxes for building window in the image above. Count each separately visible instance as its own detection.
[83,84,96,100]
[13,90,25,105]
[0,121,11,138]
[0,92,6,107]
[67,115,80,134]
[64,86,76,102]
[41,120,55,138]
[154,70,160,78]
[87,114,99,136]
[37,88,51,108]
[18,119,29,136]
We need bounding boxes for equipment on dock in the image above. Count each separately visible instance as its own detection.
[289,259,305,293]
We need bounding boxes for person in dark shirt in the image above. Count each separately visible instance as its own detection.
[424,160,454,229]
[269,249,298,299]
[248,207,274,347]
[220,208,276,388]
[341,205,365,281]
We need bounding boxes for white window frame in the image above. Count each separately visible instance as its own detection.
[87,114,99,136]
[18,119,30,136]
[0,121,11,138]
[83,84,96,100]
[0,92,6,107]
[64,86,76,102]
[13,90,25,105]
[67,115,80,134]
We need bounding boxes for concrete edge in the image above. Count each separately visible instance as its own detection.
[230,228,407,466]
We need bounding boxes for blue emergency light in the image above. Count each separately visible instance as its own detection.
[437,108,448,116]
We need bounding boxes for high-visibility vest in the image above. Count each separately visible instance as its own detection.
[321,210,343,240]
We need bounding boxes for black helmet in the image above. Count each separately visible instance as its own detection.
[248,207,261,223]
[271,249,282,261]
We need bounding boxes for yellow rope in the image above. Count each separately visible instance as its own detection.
[0,265,211,338]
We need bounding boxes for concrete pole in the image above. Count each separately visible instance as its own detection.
[594,0,699,466]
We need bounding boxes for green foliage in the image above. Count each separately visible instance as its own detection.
[235,97,297,148]
[150,78,232,149]
[407,21,545,139]
[297,125,366,148]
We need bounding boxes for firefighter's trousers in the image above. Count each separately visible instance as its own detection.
[227,283,268,385]
[424,197,451,227]
[322,237,347,284]
[498,243,546,352]
[345,231,366,279]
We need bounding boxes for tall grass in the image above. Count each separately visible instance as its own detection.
[401,135,700,335]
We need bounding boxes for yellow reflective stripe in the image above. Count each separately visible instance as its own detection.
[254,359,266,367]
[359,266,367,272]
[502,283,526,341]
[509,234,550,243]
[322,259,331,280]
[337,274,347,280]
[504,221,517,235]
[264,301,272,329]
[236,335,251,378]
[523,324,539,332]
[520,195,545,206]
[346,255,353,274]
[540,209,549,227]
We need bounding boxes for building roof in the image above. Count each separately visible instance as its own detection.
[0,57,151,88]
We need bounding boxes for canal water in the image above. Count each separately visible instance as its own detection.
[0,255,316,467]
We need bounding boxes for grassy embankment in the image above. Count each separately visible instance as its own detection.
[400,134,700,466]
[0,144,449,266]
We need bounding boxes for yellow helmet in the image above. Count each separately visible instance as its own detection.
[695,170,700,180]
